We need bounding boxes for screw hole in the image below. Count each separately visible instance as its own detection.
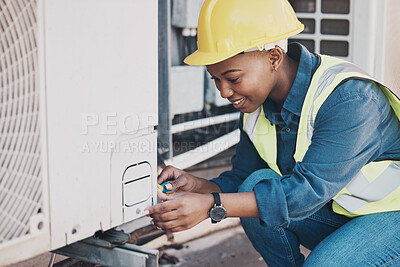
[37,221,44,230]
[71,225,81,235]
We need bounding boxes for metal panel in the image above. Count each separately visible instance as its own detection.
[110,131,157,228]
[171,0,203,28]
[381,0,400,95]
[352,0,400,91]
[352,0,381,75]
[170,66,204,115]
[44,0,158,249]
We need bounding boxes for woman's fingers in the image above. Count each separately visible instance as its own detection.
[146,192,214,232]
[147,202,183,231]
[157,165,183,184]
[157,188,169,201]
[145,193,181,214]
[152,215,198,232]
[152,209,180,222]
[164,174,188,191]
[145,191,214,233]
[157,165,197,192]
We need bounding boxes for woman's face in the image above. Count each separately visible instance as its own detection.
[206,52,275,113]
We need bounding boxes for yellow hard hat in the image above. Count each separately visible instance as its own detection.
[184,0,304,66]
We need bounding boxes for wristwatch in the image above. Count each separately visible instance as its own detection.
[208,192,227,224]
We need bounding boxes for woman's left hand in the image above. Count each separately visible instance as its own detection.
[145,190,214,232]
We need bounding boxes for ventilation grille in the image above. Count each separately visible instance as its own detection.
[0,0,43,244]
[289,0,351,58]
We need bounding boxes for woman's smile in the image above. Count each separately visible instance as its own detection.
[231,97,247,109]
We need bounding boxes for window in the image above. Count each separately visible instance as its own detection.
[321,0,350,14]
[320,40,349,57]
[321,19,349,35]
[289,0,316,13]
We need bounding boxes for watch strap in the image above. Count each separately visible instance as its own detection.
[211,192,221,206]
[209,192,224,224]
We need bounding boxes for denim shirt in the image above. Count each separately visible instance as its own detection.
[210,43,400,228]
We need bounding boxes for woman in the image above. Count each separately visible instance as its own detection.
[146,0,400,265]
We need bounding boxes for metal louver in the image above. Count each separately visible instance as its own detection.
[0,0,43,244]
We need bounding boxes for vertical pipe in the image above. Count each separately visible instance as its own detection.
[158,0,173,159]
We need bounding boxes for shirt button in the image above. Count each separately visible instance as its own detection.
[285,128,291,133]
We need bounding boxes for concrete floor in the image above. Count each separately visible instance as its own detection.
[158,225,265,267]
[156,224,311,267]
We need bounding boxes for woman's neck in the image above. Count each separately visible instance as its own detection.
[270,55,299,112]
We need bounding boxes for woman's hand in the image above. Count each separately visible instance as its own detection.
[158,165,200,193]
[158,165,222,194]
[145,190,214,232]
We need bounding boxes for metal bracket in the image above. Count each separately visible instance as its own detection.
[53,230,159,267]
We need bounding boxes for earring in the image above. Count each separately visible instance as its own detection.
[273,66,278,72]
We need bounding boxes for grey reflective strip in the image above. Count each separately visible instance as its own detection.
[334,194,368,213]
[335,162,400,213]
[244,106,261,141]
[345,171,370,196]
[307,106,314,143]
[314,63,369,102]
[307,62,369,141]
[349,162,400,201]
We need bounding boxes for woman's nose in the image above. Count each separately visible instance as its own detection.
[219,82,234,99]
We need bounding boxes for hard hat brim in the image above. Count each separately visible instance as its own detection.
[184,49,244,66]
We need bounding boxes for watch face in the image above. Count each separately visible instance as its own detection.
[210,206,226,221]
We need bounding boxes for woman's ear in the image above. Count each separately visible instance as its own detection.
[268,46,284,71]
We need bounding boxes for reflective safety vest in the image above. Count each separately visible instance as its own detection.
[243,54,400,217]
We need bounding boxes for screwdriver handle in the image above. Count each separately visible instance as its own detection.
[157,181,177,194]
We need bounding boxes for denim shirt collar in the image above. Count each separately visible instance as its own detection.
[262,42,317,126]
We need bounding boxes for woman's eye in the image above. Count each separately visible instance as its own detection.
[228,78,239,83]
[211,77,220,82]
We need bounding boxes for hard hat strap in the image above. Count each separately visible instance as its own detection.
[245,38,288,53]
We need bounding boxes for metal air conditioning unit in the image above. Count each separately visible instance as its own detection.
[0,0,158,265]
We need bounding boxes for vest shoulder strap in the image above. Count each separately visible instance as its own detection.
[294,54,400,162]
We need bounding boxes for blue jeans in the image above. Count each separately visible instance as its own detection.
[238,171,400,266]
